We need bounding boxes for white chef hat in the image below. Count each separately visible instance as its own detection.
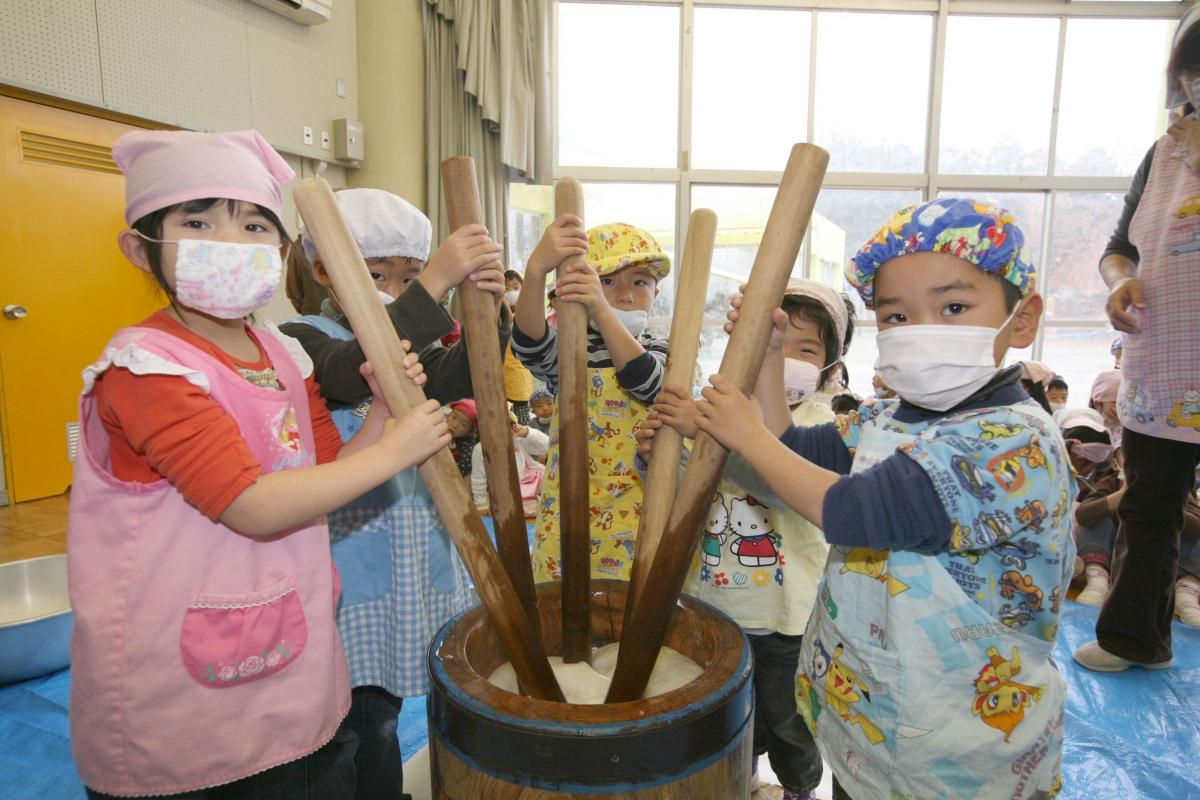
[303,187,432,263]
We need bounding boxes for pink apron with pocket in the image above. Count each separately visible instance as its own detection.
[68,325,350,797]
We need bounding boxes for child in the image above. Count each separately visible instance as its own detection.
[447,398,478,477]
[1089,369,1123,446]
[280,187,503,799]
[513,216,670,581]
[70,130,448,799]
[471,415,550,517]
[1019,361,1056,415]
[529,386,555,435]
[646,279,854,800]
[1059,412,1122,606]
[696,199,1072,799]
[1046,376,1069,412]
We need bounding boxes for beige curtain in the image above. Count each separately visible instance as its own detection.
[423,0,551,245]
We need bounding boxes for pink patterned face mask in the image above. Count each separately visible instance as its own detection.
[139,232,283,318]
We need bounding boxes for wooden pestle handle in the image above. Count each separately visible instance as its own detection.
[293,177,564,702]
[440,157,540,634]
[624,208,717,621]
[606,144,829,702]
[554,177,592,664]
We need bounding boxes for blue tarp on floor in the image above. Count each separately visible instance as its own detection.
[2,602,1197,799]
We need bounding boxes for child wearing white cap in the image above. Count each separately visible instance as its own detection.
[72,130,447,799]
[280,187,506,799]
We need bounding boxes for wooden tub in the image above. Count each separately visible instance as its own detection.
[427,579,752,798]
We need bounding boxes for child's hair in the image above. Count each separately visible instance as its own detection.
[1063,424,1111,446]
[1170,19,1200,111]
[1020,379,1053,415]
[132,198,288,300]
[1048,376,1068,393]
[998,279,1022,313]
[831,393,861,415]
[780,293,857,391]
[285,234,329,315]
[504,269,524,284]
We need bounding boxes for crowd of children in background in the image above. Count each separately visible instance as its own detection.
[63,104,1200,799]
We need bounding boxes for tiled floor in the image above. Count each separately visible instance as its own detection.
[0,493,69,564]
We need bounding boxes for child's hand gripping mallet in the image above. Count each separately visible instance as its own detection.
[554,178,592,664]
[293,177,564,702]
[440,156,540,636]
[606,143,829,702]
[623,208,717,623]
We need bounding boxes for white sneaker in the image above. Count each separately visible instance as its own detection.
[1176,579,1200,628]
[1076,581,1109,607]
[1072,640,1174,672]
[1178,602,1200,628]
[1075,568,1109,607]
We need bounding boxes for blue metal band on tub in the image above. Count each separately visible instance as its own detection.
[426,616,753,790]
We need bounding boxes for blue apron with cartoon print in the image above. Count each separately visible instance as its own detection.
[796,406,1071,799]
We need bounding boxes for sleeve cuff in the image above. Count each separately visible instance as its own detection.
[391,281,454,351]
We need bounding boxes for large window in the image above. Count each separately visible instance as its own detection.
[508,1,1179,397]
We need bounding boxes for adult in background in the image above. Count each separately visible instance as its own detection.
[1074,6,1200,672]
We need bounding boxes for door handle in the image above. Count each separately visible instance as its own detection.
[4,305,28,320]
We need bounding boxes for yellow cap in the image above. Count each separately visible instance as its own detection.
[586,223,670,280]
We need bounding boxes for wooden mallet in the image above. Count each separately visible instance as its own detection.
[293,177,564,702]
[553,177,592,664]
[623,208,717,622]
[440,156,540,635]
[606,143,829,702]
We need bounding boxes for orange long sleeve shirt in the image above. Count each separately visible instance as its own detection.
[93,311,344,520]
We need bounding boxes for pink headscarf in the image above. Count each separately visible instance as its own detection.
[1090,370,1122,403]
[112,130,294,225]
[449,399,478,428]
[1019,361,1055,389]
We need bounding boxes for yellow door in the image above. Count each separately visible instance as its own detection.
[0,96,163,502]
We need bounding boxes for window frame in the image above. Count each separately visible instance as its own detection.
[547,0,1183,361]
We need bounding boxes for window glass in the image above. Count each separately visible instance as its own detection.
[558,3,680,168]
[1055,18,1173,176]
[813,12,933,172]
[1046,192,1125,321]
[940,17,1058,175]
[692,8,810,170]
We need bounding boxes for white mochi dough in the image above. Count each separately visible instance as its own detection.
[486,643,703,703]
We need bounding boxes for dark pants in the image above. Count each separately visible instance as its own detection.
[86,718,358,800]
[1097,427,1200,664]
[346,685,408,800]
[749,632,822,794]
[1075,517,1116,568]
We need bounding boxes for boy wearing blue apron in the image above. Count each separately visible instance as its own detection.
[696,198,1072,799]
[280,188,506,799]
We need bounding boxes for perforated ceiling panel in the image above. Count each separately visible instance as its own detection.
[244,0,358,157]
[95,0,253,133]
[3,0,358,164]
[0,0,104,105]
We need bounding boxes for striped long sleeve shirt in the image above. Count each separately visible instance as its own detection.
[511,321,669,404]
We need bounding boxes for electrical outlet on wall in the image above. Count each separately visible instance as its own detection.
[320,130,331,150]
[302,126,314,146]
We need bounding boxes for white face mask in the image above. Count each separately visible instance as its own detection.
[504,290,520,305]
[609,308,648,337]
[875,304,1020,412]
[1049,401,1066,413]
[783,358,828,405]
[378,290,397,305]
[142,234,282,319]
